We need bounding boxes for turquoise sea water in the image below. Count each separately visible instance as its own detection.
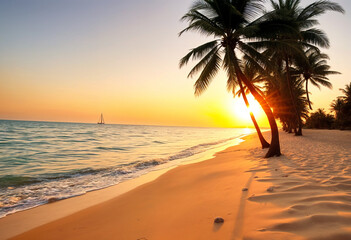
[0,120,254,218]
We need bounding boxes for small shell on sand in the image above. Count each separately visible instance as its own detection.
[267,186,274,192]
[214,217,224,224]
[242,188,248,191]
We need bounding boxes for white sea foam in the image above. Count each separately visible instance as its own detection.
[0,120,256,218]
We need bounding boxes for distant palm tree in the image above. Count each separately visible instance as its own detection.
[305,108,335,129]
[339,83,351,103]
[337,83,351,129]
[330,97,344,119]
[294,48,339,110]
[179,0,281,157]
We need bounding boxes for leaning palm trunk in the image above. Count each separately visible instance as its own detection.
[233,55,281,157]
[241,75,281,157]
[305,79,313,110]
[237,79,270,149]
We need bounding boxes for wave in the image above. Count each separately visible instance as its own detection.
[0,175,41,188]
[96,146,128,151]
[134,135,244,169]
[1,135,241,189]
[0,124,251,218]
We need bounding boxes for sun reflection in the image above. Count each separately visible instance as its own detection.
[243,127,253,134]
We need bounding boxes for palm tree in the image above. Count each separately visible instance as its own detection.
[305,108,335,129]
[294,48,339,110]
[340,83,351,103]
[330,97,344,120]
[329,83,351,129]
[232,64,270,148]
[292,76,309,135]
[255,0,344,135]
[337,83,351,129]
[179,0,281,157]
[264,66,307,134]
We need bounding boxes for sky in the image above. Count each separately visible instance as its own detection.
[0,0,350,128]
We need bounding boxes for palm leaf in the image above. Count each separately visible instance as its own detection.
[194,50,222,96]
[187,45,221,78]
[179,40,220,68]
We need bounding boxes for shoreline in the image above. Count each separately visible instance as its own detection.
[0,125,254,219]
[0,132,252,239]
[3,129,351,239]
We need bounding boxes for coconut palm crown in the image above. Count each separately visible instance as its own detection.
[254,0,344,135]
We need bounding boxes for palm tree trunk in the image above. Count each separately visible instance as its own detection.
[282,122,286,132]
[295,116,303,136]
[242,76,281,157]
[288,121,292,133]
[237,79,270,149]
[305,78,313,110]
[297,123,303,135]
[285,56,303,136]
[232,57,280,158]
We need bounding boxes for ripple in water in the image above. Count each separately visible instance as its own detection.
[0,120,256,217]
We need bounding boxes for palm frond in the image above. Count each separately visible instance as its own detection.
[187,45,221,78]
[298,0,344,22]
[300,28,329,48]
[179,10,223,37]
[194,50,222,96]
[179,40,220,68]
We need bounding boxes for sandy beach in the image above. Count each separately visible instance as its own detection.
[1,0,350,239]
[1,129,351,240]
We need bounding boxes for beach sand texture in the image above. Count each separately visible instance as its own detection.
[5,129,351,240]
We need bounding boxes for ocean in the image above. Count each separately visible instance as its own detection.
[0,120,255,218]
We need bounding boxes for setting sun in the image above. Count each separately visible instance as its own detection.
[228,94,268,127]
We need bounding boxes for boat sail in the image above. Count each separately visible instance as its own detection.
[97,113,105,124]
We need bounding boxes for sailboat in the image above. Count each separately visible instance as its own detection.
[97,113,105,124]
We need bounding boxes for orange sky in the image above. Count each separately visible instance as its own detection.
[0,0,349,128]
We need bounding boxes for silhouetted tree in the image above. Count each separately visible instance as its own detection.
[179,0,281,157]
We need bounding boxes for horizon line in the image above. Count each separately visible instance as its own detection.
[0,118,268,129]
